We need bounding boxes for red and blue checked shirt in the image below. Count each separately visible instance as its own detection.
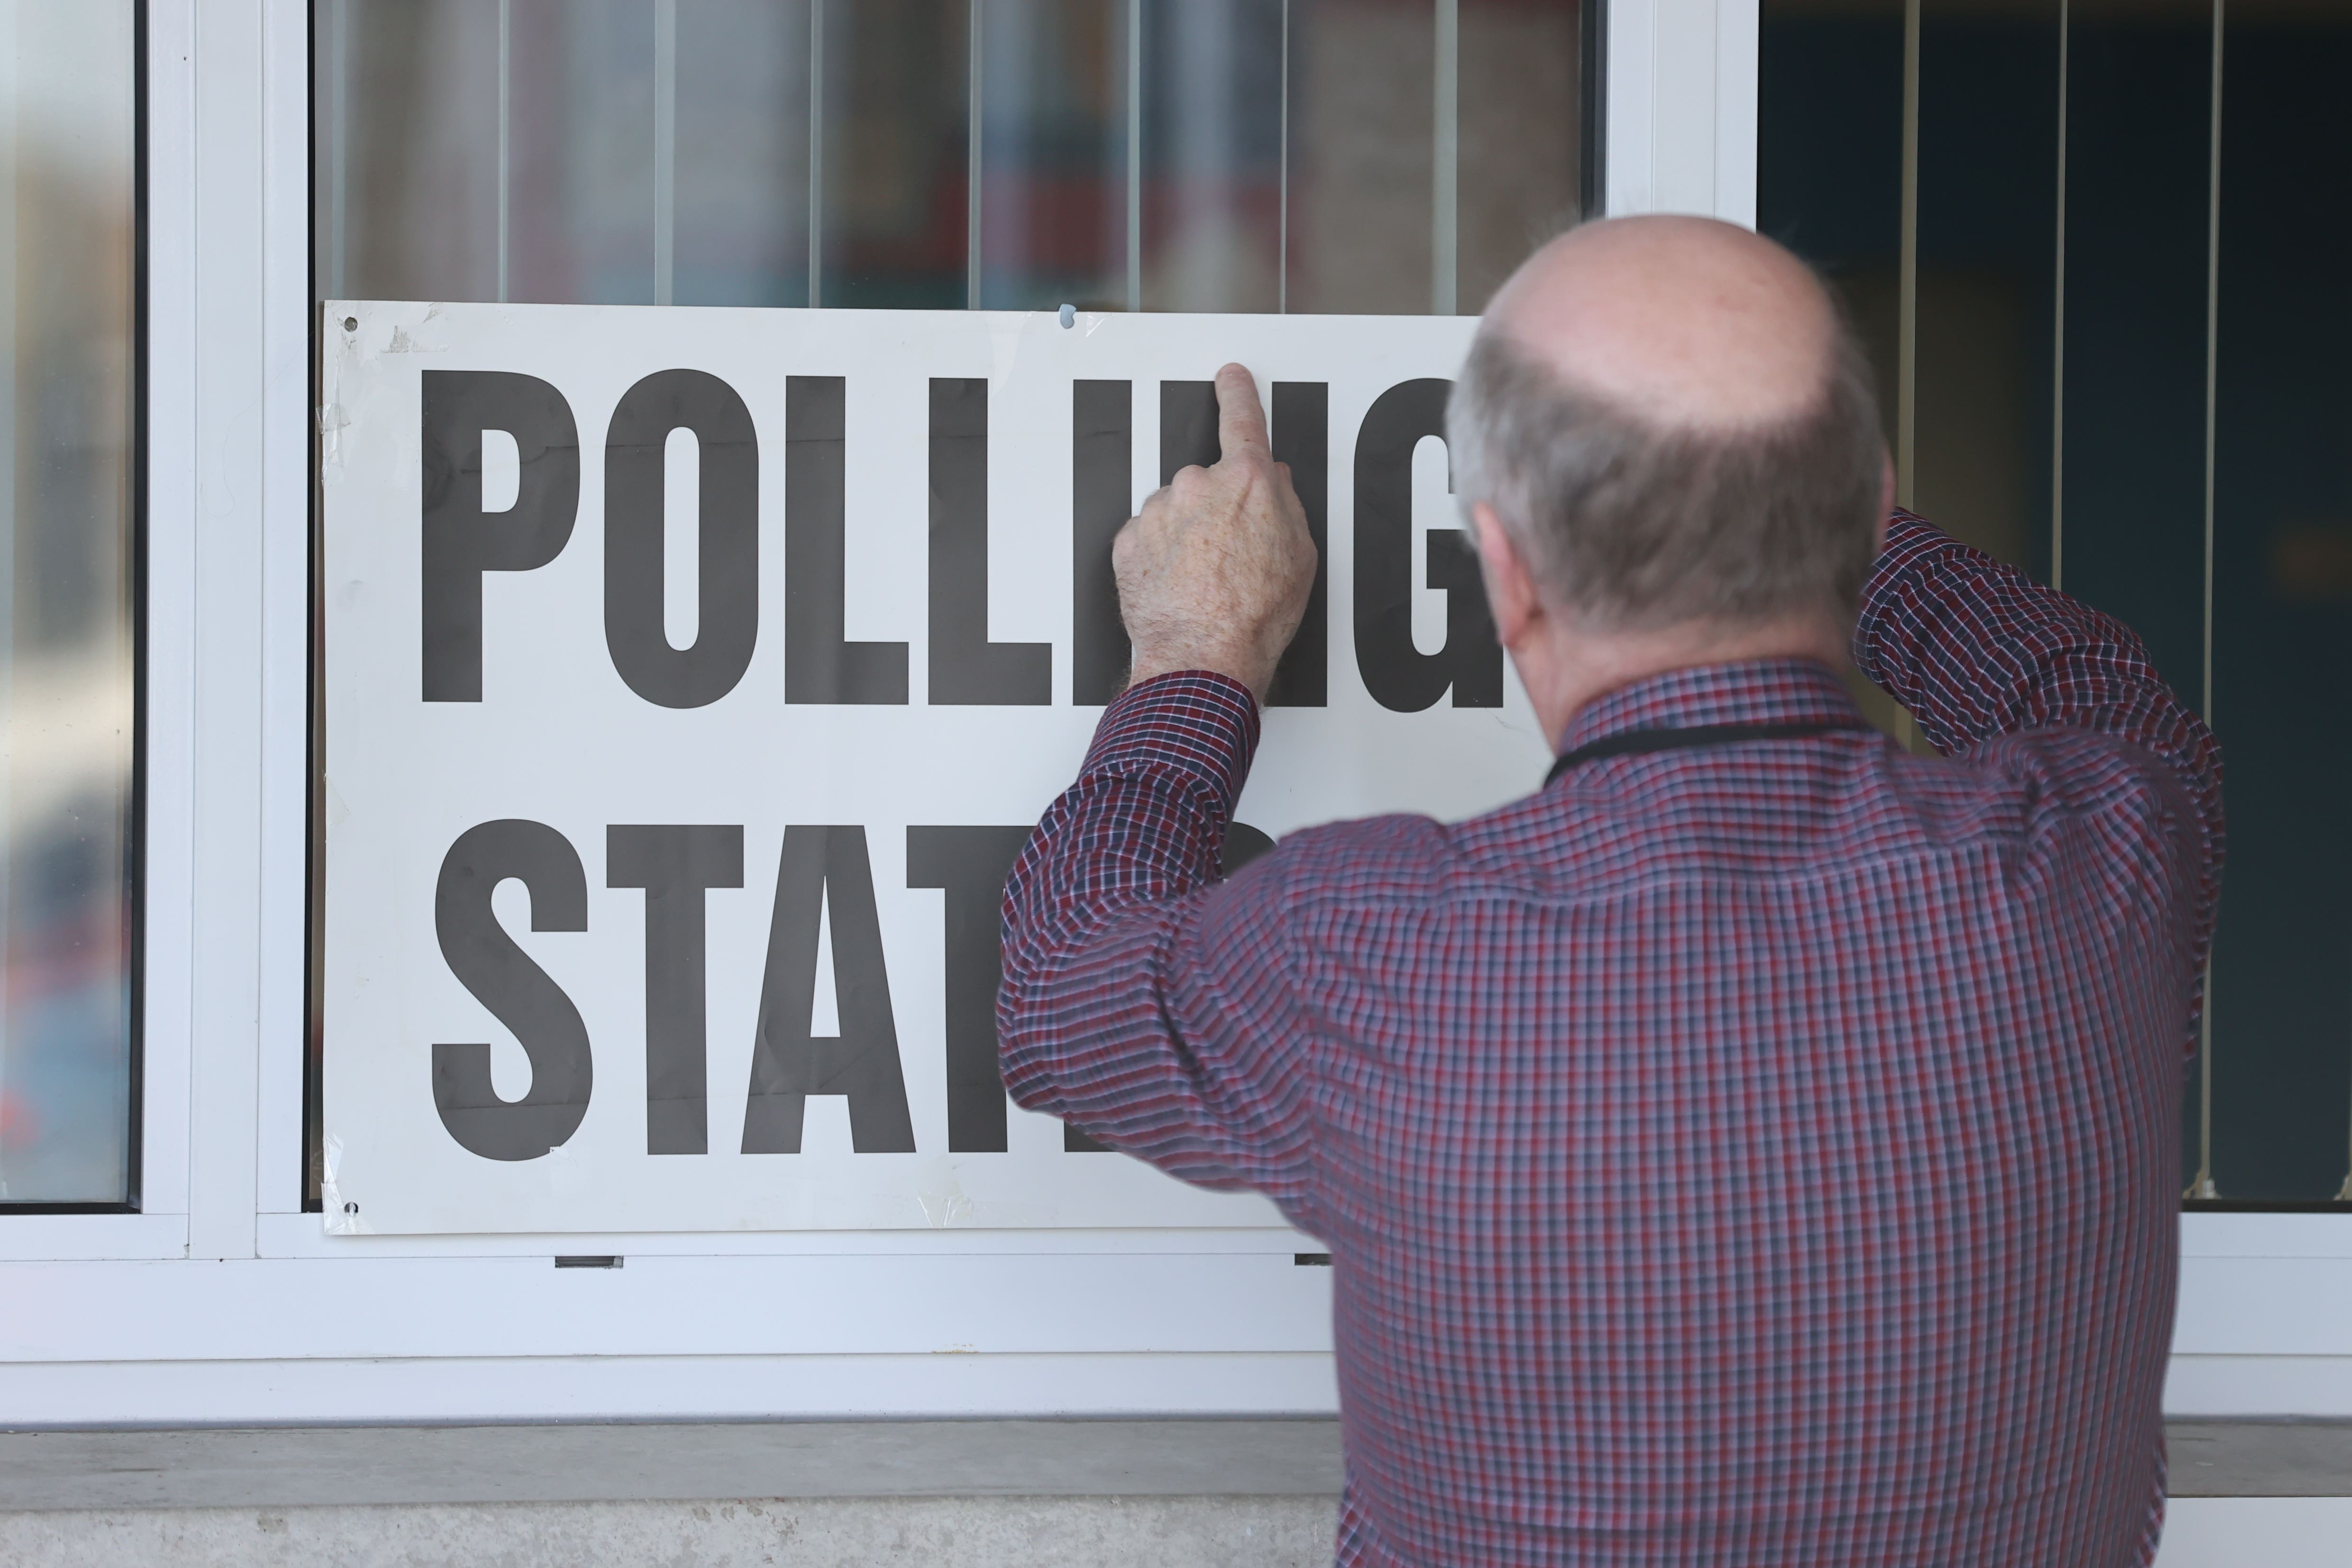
[999,510,2223,1568]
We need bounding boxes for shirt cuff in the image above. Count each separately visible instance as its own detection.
[1081,670,1262,816]
[1854,507,1959,669]
[1866,508,1958,590]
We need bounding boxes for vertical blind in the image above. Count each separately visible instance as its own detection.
[314,0,1585,319]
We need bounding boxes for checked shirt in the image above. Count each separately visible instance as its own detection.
[999,511,2224,1567]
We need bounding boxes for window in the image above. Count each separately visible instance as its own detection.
[313,0,1589,317]
[0,1,141,1210]
[1760,0,2352,1204]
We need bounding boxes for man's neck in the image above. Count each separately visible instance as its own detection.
[1516,613,1854,749]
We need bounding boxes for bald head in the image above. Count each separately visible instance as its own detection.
[1485,216,1841,434]
[1450,217,1885,633]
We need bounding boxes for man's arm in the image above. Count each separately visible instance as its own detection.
[996,672,1320,1210]
[1855,508,2224,1009]
[996,367,1324,1215]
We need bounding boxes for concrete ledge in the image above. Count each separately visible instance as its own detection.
[0,1419,1347,1510]
[0,1496,1342,1568]
[7,1493,2350,1568]
[2169,1420,2352,1497]
[0,1416,2343,1517]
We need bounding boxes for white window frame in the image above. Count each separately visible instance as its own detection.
[0,0,2343,1427]
[1603,0,1760,227]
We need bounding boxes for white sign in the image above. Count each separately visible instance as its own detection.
[321,301,1544,1235]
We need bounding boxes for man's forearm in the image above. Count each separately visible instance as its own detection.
[1854,509,2224,1023]
[1855,510,2217,781]
[995,671,1259,1120]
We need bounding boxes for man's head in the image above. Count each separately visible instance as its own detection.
[1451,216,1891,737]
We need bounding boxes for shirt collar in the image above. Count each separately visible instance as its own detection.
[1553,658,1867,758]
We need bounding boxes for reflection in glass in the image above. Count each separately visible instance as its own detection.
[325,0,503,302]
[0,1,137,1206]
[1289,0,1581,316]
[674,0,811,307]
[317,0,1581,317]
[1287,0,1435,314]
[507,0,662,305]
[817,0,969,309]
[1140,0,1283,313]
[977,0,1128,312]
[1456,0,1581,312]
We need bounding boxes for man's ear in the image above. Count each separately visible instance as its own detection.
[1471,502,1542,650]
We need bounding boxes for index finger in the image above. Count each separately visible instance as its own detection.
[1214,363,1270,461]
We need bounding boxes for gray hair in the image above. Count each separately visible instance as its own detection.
[1448,316,1885,630]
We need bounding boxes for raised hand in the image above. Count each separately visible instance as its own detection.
[1114,363,1319,702]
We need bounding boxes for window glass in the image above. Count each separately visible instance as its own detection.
[2206,0,2352,1205]
[977,0,1127,311]
[0,0,138,1208]
[1762,0,2352,1204]
[316,0,1583,316]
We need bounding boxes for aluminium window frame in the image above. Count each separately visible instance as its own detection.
[0,0,310,1264]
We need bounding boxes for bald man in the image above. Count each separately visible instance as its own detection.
[999,218,2222,1568]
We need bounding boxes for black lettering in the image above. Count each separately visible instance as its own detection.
[603,371,760,707]
[930,379,1051,705]
[431,819,594,1162]
[420,370,579,702]
[906,825,1032,1153]
[1352,378,1502,711]
[607,825,744,1155]
[1161,379,1220,481]
[1424,523,1504,706]
[1073,379,1328,706]
[1153,380,1329,706]
[1223,821,1277,877]
[742,826,917,1153]
[1071,379,1132,706]
[1074,375,1266,705]
[1267,383,1328,707]
[786,377,909,704]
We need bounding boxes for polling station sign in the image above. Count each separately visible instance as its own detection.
[320,301,1546,1235]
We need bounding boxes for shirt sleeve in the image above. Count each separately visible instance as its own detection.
[1855,508,2226,1031]
[996,671,1322,1227]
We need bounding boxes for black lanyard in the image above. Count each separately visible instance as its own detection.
[1545,719,1877,787]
